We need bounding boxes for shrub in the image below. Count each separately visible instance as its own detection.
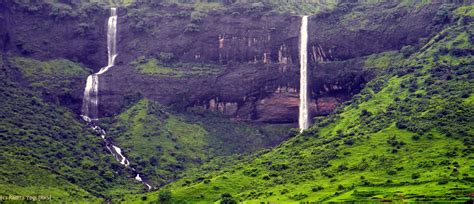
[158,52,175,64]
[311,185,324,192]
[433,4,455,25]
[190,11,205,23]
[287,128,299,138]
[270,164,289,171]
[49,4,75,20]
[158,190,172,203]
[220,193,237,204]
[290,193,308,200]
[396,119,408,129]
[242,168,259,176]
[175,10,190,18]
[412,173,421,179]
[344,138,355,145]
[401,45,416,58]
[185,23,200,33]
[438,177,449,184]
[360,109,372,117]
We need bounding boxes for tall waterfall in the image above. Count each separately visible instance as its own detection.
[81,8,118,120]
[80,8,152,190]
[299,15,310,131]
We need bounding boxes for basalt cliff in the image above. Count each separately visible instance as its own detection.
[1,1,446,123]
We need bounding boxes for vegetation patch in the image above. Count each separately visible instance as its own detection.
[131,57,222,77]
[9,57,91,98]
[120,18,474,203]
[0,64,142,200]
[104,99,291,188]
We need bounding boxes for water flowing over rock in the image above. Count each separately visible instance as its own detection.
[299,16,310,131]
[89,124,152,190]
[81,8,118,120]
[80,7,151,190]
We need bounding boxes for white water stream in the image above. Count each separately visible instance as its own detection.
[80,8,151,190]
[299,15,310,131]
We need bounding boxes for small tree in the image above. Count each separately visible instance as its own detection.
[158,190,172,203]
[158,52,175,64]
[412,173,421,179]
[220,193,237,204]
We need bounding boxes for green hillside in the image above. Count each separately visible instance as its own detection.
[0,49,290,203]
[99,99,291,189]
[0,55,143,202]
[1,1,473,203]
[122,6,474,203]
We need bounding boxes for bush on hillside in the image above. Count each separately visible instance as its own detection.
[220,193,237,204]
[401,45,416,58]
[158,190,172,203]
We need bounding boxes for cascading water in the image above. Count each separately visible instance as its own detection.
[81,8,117,120]
[81,75,98,121]
[299,15,310,132]
[80,8,152,190]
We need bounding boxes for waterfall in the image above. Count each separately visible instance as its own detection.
[90,124,152,190]
[81,8,118,120]
[112,145,130,166]
[81,75,98,121]
[97,7,118,75]
[80,8,152,190]
[135,174,152,190]
[299,15,310,131]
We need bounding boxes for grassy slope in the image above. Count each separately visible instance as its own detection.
[8,57,91,97]
[0,55,143,202]
[131,57,222,77]
[102,99,291,190]
[123,6,474,203]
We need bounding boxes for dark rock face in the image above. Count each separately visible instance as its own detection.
[0,2,446,123]
[309,2,442,61]
[0,2,109,69]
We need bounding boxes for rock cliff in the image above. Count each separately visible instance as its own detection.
[0,1,447,123]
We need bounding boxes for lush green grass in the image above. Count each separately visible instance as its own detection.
[105,99,209,187]
[9,56,91,97]
[454,4,474,17]
[122,19,474,203]
[102,99,291,191]
[10,57,89,78]
[133,58,176,75]
[131,57,222,77]
[339,1,438,32]
[0,56,143,201]
[364,51,404,71]
[0,158,102,202]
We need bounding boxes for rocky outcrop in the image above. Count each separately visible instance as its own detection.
[0,1,449,123]
[0,2,109,68]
